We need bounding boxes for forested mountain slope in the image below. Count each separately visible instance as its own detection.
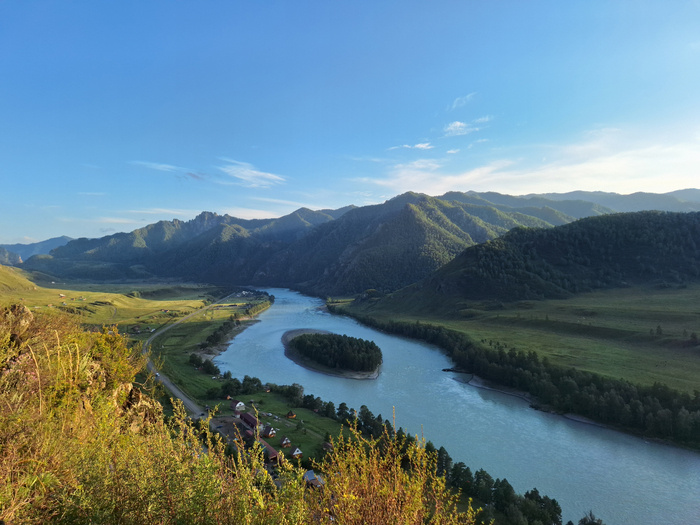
[252,193,557,295]
[20,192,565,293]
[382,211,700,310]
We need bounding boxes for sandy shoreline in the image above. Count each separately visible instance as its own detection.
[282,329,380,380]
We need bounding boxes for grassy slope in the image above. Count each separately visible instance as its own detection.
[342,284,700,394]
[0,265,344,460]
[0,265,222,331]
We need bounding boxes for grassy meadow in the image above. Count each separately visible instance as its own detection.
[1,264,224,331]
[342,284,700,394]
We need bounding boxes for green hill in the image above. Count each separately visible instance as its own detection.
[0,264,35,293]
[382,211,700,309]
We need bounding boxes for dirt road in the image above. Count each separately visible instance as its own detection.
[142,295,234,417]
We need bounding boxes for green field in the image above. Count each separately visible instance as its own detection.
[342,284,700,393]
[1,265,226,332]
[149,309,258,397]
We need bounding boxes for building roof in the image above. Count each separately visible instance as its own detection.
[241,412,259,428]
[303,470,325,488]
[258,438,278,461]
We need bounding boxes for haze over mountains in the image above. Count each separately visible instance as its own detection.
[12,190,700,298]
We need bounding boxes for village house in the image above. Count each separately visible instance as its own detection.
[303,470,325,489]
[262,425,276,438]
[286,410,296,419]
[290,447,303,459]
[280,436,291,448]
[241,412,259,431]
[258,438,279,463]
[230,399,245,411]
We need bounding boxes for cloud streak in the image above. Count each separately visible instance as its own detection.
[218,159,286,188]
[130,161,186,172]
[444,121,479,137]
[388,142,434,151]
[363,129,700,196]
[450,93,476,110]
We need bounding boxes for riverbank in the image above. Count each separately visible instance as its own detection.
[453,372,532,403]
[453,372,624,431]
[282,329,380,380]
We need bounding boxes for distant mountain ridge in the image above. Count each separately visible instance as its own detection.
[529,189,700,213]
[0,236,72,263]
[19,190,700,296]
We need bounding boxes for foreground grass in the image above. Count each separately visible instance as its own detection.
[1,305,474,524]
[343,284,700,393]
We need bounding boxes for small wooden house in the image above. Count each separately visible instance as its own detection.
[291,447,303,459]
[280,436,291,448]
[303,470,325,489]
[241,412,259,430]
[262,425,276,438]
[259,438,279,463]
[230,399,245,411]
[286,410,296,419]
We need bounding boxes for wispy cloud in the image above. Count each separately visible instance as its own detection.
[96,217,139,225]
[444,121,479,137]
[468,139,489,149]
[450,92,476,110]
[388,142,434,151]
[251,197,310,208]
[130,161,186,172]
[125,208,197,216]
[130,161,213,183]
[361,128,700,196]
[447,149,460,154]
[221,206,282,220]
[473,115,492,124]
[218,159,285,188]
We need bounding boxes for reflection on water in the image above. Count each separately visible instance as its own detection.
[216,289,700,525]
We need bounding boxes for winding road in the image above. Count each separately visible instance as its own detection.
[142,295,235,417]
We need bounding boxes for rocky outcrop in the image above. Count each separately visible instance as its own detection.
[113,382,163,433]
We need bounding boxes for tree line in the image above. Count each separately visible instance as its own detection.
[289,332,382,372]
[330,308,700,448]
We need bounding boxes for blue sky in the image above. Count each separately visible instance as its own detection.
[2,1,699,243]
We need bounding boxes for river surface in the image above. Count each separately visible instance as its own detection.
[216,289,700,525]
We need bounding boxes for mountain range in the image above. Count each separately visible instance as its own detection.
[0,236,73,262]
[15,189,700,297]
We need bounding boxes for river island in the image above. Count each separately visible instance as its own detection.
[282,329,381,379]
